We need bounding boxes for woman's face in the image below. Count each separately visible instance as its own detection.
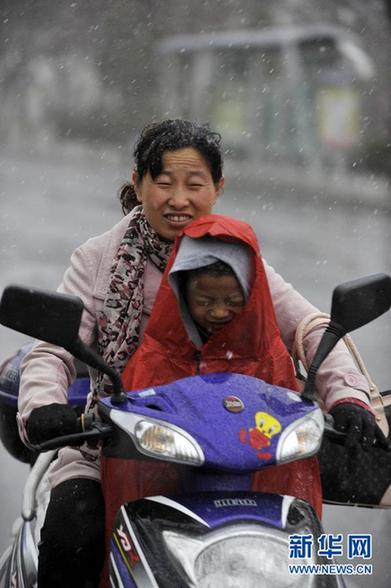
[133,147,224,241]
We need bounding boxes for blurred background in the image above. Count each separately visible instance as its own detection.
[2,0,391,192]
[1,1,391,586]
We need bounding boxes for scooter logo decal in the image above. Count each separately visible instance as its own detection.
[223,395,245,413]
[117,524,132,552]
[240,411,282,460]
[214,497,258,507]
[114,524,140,569]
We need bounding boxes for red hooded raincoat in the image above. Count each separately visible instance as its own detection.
[101,215,322,572]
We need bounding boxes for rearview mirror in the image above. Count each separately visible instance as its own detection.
[0,285,127,404]
[331,273,391,333]
[0,285,83,348]
[303,273,391,401]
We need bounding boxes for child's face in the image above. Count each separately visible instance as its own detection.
[186,273,245,336]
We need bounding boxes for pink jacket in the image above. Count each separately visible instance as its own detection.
[17,213,372,486]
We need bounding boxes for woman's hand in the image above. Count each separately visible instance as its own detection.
[27,403,81,444]
[329,402,389,451]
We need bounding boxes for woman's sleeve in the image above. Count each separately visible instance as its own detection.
[264,259,372,411]
[17,244,98,443]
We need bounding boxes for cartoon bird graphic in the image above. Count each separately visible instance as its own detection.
[239,411,282,460]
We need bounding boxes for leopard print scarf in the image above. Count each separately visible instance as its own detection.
[95,206,172,396]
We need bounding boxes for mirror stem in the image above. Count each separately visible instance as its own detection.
[70,339,127,404]
[301,321,347,402]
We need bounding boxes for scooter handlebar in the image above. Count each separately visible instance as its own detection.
[29,421,113,452]
[28,410,386,453]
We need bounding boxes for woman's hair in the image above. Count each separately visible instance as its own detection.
[119,119,223,215]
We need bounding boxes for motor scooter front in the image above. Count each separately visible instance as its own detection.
[99,371,341,588]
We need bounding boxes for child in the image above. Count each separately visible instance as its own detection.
[102,215,322,555]
[121,216,300,391]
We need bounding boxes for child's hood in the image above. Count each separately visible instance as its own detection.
[122,214,298,401]
[168,234,252,347]
[141,214,281,360]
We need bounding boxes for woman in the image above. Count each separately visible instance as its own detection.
[17,119,378,587]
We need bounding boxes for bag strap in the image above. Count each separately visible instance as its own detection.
[292,312,389,437]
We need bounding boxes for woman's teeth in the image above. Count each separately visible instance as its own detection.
[165,214,191,222]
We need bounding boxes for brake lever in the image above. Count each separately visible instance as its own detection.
[323,413,347,445]
[31,422,113,452]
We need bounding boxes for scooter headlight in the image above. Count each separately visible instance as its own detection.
[134,420,204,465]
[109,409,205,466]
[163,524,314,587]
[276,408,324,464]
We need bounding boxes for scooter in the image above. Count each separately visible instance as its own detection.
[0,273,390,587]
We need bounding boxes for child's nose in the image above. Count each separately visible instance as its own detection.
[210,304,230,318]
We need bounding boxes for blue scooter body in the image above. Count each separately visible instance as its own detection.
[99,372,344,587]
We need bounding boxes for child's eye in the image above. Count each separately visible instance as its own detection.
[188,183,204,190]
[227,299,244,307]
[196,300,211,307]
